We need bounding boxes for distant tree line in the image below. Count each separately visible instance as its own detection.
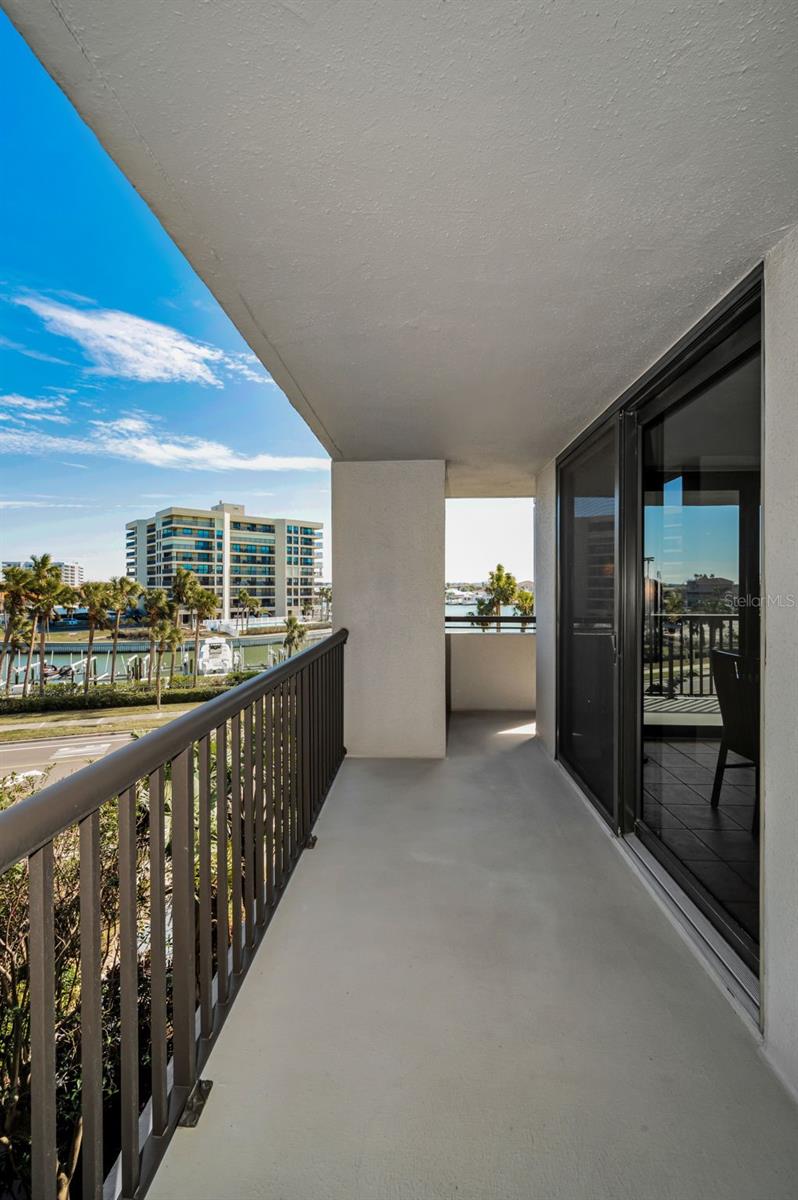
[0,560,329,702]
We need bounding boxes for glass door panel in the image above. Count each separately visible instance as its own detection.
[637,351,761,970]
[558,423,618,821]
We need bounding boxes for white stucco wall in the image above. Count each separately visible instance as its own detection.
[332,460,446,758]
[534,460,557,755]
[448,633,536,712]
[762,224,798,1099]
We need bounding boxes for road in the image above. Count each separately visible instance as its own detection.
[0,732,133,785]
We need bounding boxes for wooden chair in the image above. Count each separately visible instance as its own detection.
[710,649,759,834]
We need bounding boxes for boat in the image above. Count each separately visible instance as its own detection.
[196,638,239,676]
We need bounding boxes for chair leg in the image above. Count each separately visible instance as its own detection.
[711,740,727,809]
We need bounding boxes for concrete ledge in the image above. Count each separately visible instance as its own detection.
[447,631,536,711]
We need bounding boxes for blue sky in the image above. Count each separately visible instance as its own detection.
[0,14,535,585]
[0,13,332,578]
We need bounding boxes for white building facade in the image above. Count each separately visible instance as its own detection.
[125,502,322,620]
[1,560,84,586]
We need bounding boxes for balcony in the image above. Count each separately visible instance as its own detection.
[3,628,798,1198]
[146,707,797,1199]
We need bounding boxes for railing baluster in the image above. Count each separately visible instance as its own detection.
[255,695,266,926]
[333,648,340,768]
[288,672,297,859]
[80,811,103,1199]
[149,767,168,1137]
[312,657,320,817]
[29,842,56,1200]
[243,705,255,947]
[265,691,275,910]
[281,681,290,883]
[199,735,213,1040]
[119,785,140,1198]
[301,666,311,842]
[171,747,197,1097]
[215,723,229,1006]
[230,715,243,974]
[274,685,284,891]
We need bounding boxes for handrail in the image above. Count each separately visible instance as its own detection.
[0,628,348,875]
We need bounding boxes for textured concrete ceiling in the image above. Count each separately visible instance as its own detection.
[6,1,798,495]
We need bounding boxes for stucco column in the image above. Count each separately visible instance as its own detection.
[762,224,798,1099]
[332,460,446,757]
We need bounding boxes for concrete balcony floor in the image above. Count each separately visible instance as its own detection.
[150,713,798,1200]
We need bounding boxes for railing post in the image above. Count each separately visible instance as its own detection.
[171,747,197,1098]
[29,842,56,1200]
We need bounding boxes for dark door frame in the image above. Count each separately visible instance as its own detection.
[556,416,622,828]
[555,267,763,968]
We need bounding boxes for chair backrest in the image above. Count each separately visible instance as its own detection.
[710,649,759,763]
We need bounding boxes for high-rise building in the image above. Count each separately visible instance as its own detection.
[125,502,322,619]
[0,559,85,586]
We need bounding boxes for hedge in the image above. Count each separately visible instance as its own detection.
[0,683,230,716]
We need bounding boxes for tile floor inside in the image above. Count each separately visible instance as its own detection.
[642,737,758,942]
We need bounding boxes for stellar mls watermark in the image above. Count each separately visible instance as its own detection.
[726,592,797,609]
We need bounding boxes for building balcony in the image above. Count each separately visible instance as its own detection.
[3,611,798,1200]
[142,707,797,1200]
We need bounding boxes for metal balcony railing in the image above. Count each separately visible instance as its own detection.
[0,629,347,1200]
[643,612,739,698]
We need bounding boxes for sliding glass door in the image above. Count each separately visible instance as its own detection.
[558,422,619,823]
[556,273,762,976]
[633,335,761,971]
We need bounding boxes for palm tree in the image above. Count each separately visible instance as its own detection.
[0,565,32,693]
[237,589,255,633]
[283,614,307,658]
[22,554,60,698]
[513,587,535,631]
[153,624,182,700]
[108,576,142,686]
[484,563,518,631]
[171,568,196,629]
[4,618,33,695]
[192,588,219,686]
[143,589,170,686]
[317,585,332,622]
[152,619,182,709]
[80,581,111,695]
[169,568,199,679]
[37,578,74,696]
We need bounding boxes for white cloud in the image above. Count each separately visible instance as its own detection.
[0,499,90,509]
[0,393,65,413]
[0,412,330,473]
[224,351,277,385]
[13,295,275,387]
[0,335,72,365]
[0,393,71,424]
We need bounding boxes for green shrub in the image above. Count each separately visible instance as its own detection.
[0,683,229,716]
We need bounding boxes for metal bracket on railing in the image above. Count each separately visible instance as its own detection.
[178,1078,213,1127]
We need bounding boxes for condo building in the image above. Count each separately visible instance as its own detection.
[0,559,85,587]
[125,502,322,619]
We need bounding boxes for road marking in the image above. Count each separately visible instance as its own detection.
[52,742,112,760]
